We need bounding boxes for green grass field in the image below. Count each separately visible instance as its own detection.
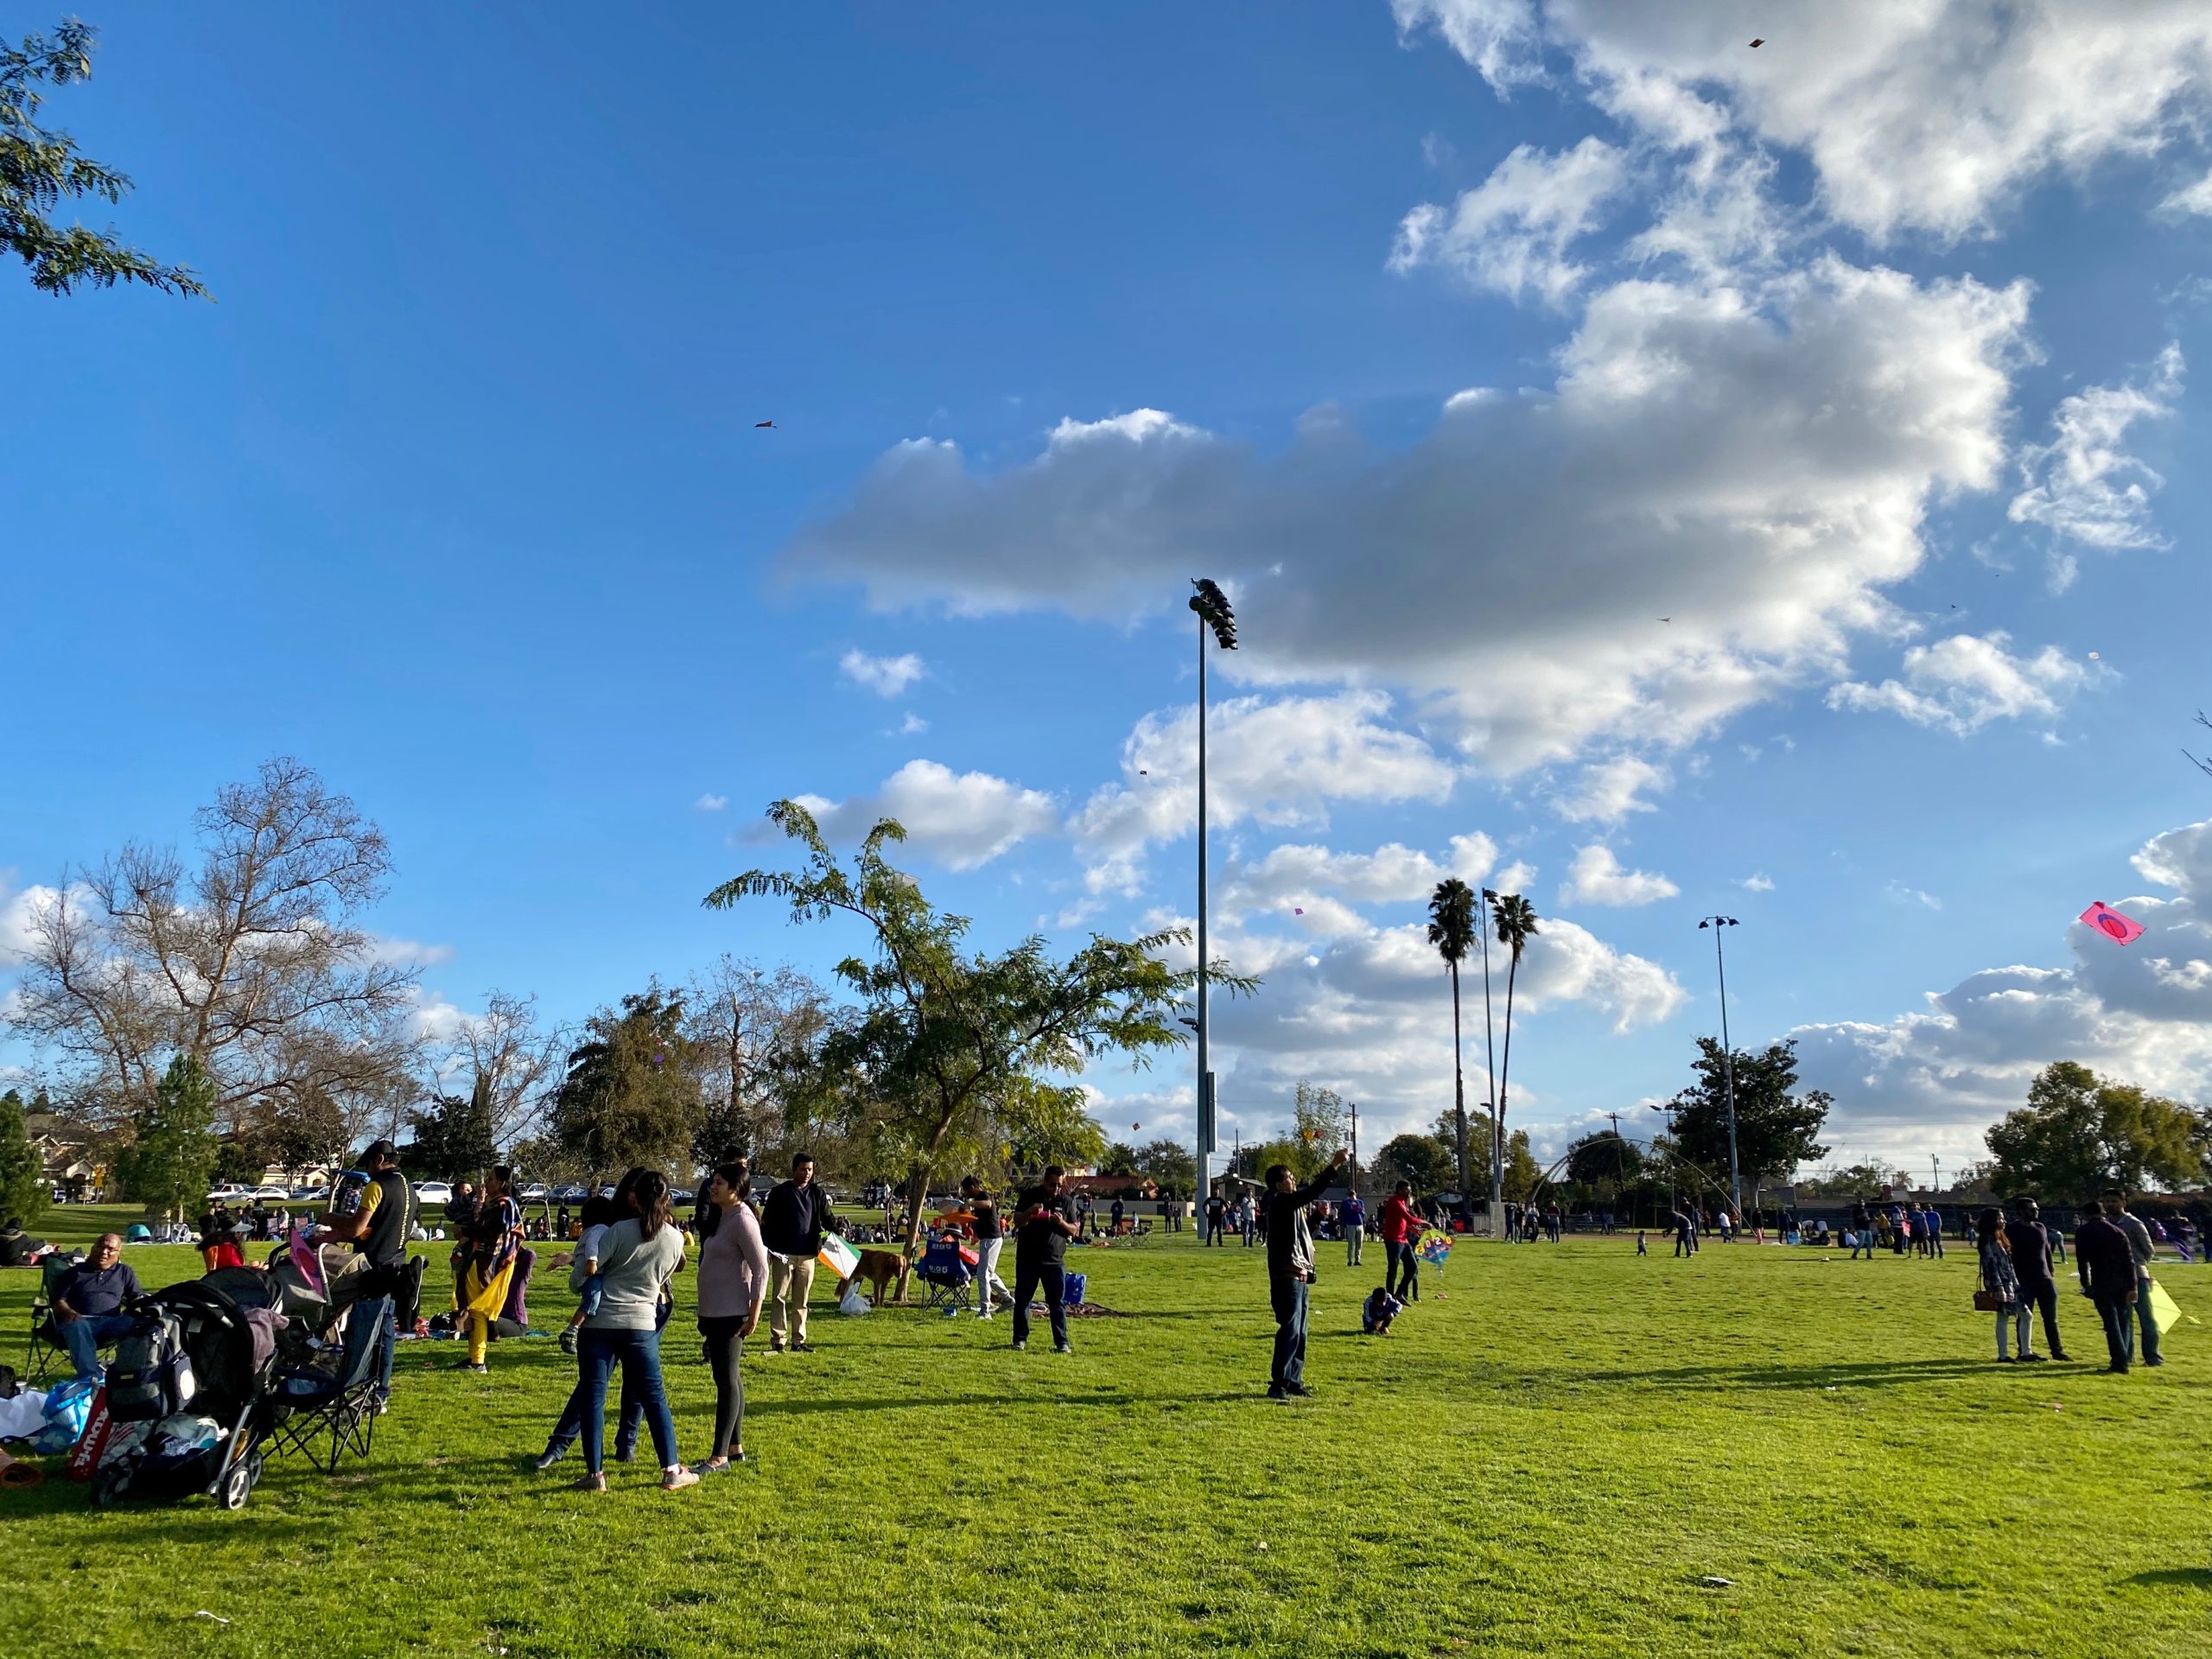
[3,1208,2207,1659]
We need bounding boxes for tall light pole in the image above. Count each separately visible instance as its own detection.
[1478,887,1500,1232]
[1189,579,1237,1222]
[1696,915,1742,1217]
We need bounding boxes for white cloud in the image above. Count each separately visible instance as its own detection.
[0,878,59,965]
[1069,691,1458,893]
[1221,833,1502,926]
[791,257,2030,776]
[1827,631,2094,735]
[1794,819,2212,1167]
[784,760,1058,870]
[1396,1,2212,242]
[893,713,929,737]
[1560,843,1679,907]
[1391,136,1629,306]
[1552,755,1669,823]
[838,648,927,698]
[366,935,454,968]
[1492,860,1537,893]
[695,792,728,812]
[2162,171,2212,217]
[2007,343,2184,585]
[1885,882,1943,912]
[1739,873,1775,893]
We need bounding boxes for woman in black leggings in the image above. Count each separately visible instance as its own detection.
[694,1160,768,1471]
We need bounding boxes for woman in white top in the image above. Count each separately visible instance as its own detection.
[694,1159,769,1471]
[548,1169,696,1492]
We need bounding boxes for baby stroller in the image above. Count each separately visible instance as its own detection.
[91,1279,281,1511]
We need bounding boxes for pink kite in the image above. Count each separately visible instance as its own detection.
[2080,901,2145,946]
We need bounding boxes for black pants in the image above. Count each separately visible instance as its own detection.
[2095,1298,2132,1370]
[1384,1240,1415,1300]
[698,1315,747,1457]
[1013,1260,1067,1349]
[2024,1281,2065,1357]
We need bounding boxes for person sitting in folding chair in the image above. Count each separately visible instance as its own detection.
[268,1294,392,1474]
[53,1234,143,1381]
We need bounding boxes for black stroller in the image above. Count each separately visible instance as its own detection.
[91,1278,281,1511]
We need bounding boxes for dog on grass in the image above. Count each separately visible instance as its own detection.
[837,1247,909,1307]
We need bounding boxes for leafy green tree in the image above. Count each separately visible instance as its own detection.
[1564,1129,1644,1188]
[548,986,702,1179]
[0,1089,51,1226]
[1376,1132,1452,1193]
[1134,1137,1196,1198]
[405,1076,501,1180]
[114,1054,219,1221]
[1427,878,1479,1210]
[213,1136,264,1188]
[1290,1079,1350,1175]
[707,803,1236,1254]
[1501,1128,1541,1203]
[1100,1141,1141,1177]
[1668,1037,1832,1188]
[1796,1162,1904,1199]
[3,20,206,296]
[1489,893,1539,1222]
[1985,1061,2201,1197]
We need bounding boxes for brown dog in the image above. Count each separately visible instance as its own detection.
[837,1248,909,1307]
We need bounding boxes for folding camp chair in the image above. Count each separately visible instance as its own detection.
[265,1295,389,1474]
[912,1237,971,1311]
[25,1255,76,1382]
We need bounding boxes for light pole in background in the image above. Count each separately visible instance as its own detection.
[1478,887,1500,1230]
[1189,579,1237,1217]
[1696,915,1742,1217]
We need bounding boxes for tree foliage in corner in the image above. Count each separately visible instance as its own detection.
[1668,1037,1832,1188]
[1985,1060,2201,1198]
[3,19,206,296]
[0,1088,51,1225]
[706,802,1240,1255]
[114,1054,219,1220]
[548,986,702,1179]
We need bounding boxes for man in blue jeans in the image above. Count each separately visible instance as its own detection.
[1262,1147,1350,1402]
[314,1139,415,1412]
[2111,1194,2164,1368]
[54,1233,140,1380]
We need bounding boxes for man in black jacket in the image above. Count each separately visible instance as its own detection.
[2004,1198,2068,1362]
[760,1153,838,1354]
[316,1140,416,1410]
[1011,1166,1081,1353]
[1262,1147,1350,1402]
[2075,1195,2139,1373]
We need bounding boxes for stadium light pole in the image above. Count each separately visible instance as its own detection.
[1696,916,1743,1217]
[1189,578,1237,1225]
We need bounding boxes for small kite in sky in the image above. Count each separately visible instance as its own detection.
[1293,906,1306,915]
[1749,38,1764,48]
[2080,901,2145,945]
[754,421,776,429]
[2088,652,2100,660]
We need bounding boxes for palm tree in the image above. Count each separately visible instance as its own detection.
[1490,892,1540,1229]
[1427,879,1478,1212]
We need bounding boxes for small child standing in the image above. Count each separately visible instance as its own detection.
[1635,1230,1648,1256]
[1361,1285,1404,1336]
[558,1195,615,1357]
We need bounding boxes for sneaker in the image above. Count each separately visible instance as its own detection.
[2018,1352,2049,1363]
[454,1360,488,1374]
[372,1395,391,1415]
[575,1473,607,1494]
[1284,1382,1314,1397]
[1053,1344,1072,1355]
[661,1467,701,1492]
[2051,1351,2072,1361]
[613,1446,636,1465]
[558,1327,577,1357]
[766,1342,786,1356]
[1995,1355,2017,1363]
[1265,1386,1288,1402]
[534,1447,566,1472]
[791,1340,815,1353]
[2145,1357,2164,1367]
[1012,1340,1027,1351]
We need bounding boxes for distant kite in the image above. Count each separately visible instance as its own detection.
[754,421,776,429]
[1749,38,1764,48]
[1294,906,1305,916]
[2080,901,2145,945]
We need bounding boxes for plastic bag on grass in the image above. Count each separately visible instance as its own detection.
[839,1287,872,1317]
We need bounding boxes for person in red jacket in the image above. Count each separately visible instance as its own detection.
[1379,1181,1426,1303]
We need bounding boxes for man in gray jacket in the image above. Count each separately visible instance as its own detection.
[2110,1193,2164,1368]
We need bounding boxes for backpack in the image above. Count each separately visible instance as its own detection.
[105,1310,197,1423]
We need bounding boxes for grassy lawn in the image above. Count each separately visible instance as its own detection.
[3,1208,2207,1659]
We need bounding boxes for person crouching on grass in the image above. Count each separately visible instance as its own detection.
[1361,1284,1403,1337]
[1262,1147,1350,1402]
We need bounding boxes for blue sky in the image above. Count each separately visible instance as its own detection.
[7,2,2212,1176]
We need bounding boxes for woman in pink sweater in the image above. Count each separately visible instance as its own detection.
[695,1159,770,1471]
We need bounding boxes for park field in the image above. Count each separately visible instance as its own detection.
[1,1209,2206,1659]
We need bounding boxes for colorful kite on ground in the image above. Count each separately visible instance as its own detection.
[2080,901,2145,945]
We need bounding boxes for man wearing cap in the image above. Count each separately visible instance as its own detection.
[315,1139,416,1412]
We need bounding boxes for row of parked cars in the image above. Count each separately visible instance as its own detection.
[201,1179,615,1210]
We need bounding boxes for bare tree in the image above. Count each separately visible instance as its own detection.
[683,956,832,1170]
[7,758,422,1132]
[433,989,562,1152]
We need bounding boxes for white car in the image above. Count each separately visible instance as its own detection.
[251,1185,291,1201]
[518,1183,550,1202]
[415,1180,454,1205]
[204,1185,252,1205]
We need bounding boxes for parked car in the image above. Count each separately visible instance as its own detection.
[415,1180,454,1206]
[289,1185,327,1202]
[251,1185,291,1201]
[204,1185,252,1205]
[518,1183,550,1202]
[553,1184,590,1203]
